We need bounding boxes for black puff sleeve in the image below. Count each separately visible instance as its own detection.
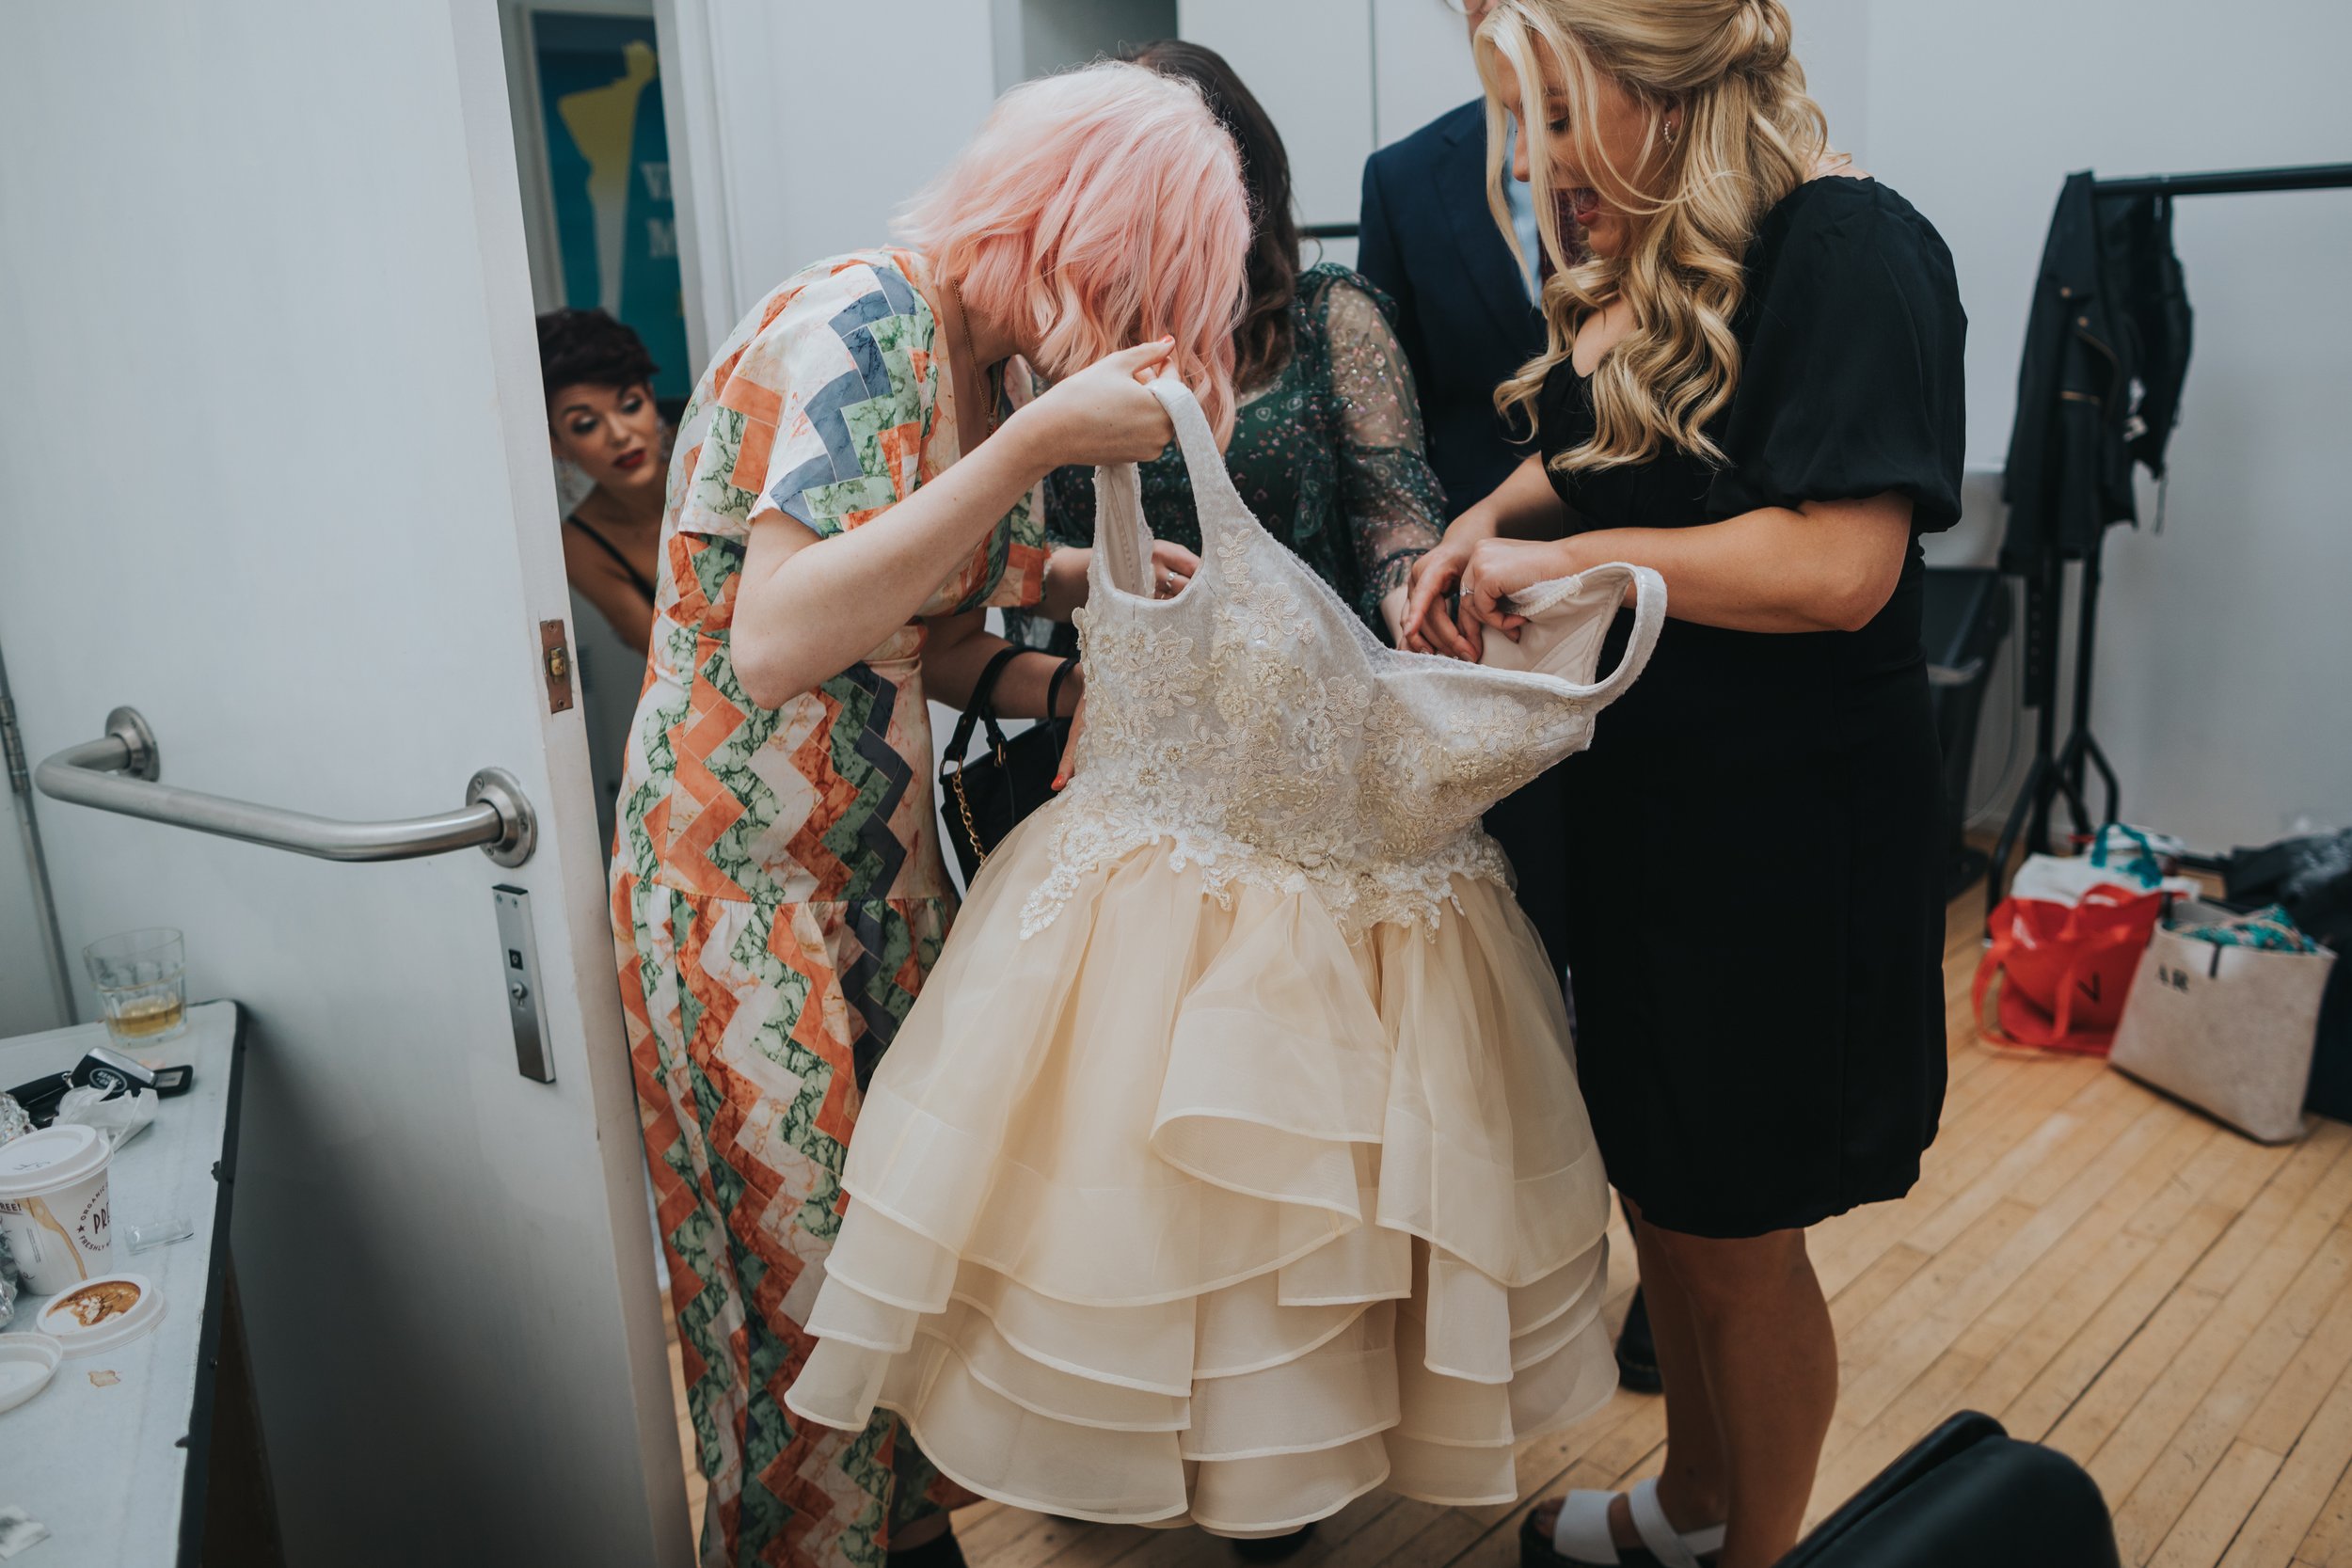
[1706,182,1968,532]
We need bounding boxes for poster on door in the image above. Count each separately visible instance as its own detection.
[532,10,689,404]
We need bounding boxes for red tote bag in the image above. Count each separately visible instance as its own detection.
[1974,886,2166,1055]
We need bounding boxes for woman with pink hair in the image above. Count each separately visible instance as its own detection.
[608,62,1248,1568]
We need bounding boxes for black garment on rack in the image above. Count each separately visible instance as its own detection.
[1998,172,2193,579]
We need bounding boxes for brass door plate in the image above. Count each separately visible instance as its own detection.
[540,620,575,714]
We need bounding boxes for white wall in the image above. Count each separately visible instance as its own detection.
[1181,0,1376,233]
[1842,0,2352,850]
[0,641,71,1036]
[0,802,69,1037]
[655,0,1001,365]
[1179,0,1480,230]
[995,0,1178,92]
[1372,0,1485,149]
[1178,0,1483,270]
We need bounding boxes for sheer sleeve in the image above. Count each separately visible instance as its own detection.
[1316,275,1448,615]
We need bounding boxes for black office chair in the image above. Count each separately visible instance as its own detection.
[1777,1412,2118,1568]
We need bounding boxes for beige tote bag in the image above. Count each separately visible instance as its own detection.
[2109,900,2338,1144]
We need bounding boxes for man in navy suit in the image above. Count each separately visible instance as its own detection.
[1357,97,1544,522]
[1358,39,1663,1400]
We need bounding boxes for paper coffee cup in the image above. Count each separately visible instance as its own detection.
[0,1124,115,1293]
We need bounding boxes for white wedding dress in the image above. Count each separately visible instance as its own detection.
[785,378,1664,1535]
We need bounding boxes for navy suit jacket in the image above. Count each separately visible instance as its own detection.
[1358,100,1548,520]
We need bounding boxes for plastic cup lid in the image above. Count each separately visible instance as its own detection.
[0,1333,63,1415]
[36,1273,165,1357]
[0,1124,107,1196]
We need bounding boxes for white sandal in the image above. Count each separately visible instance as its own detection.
[1523,1476,1726,1568]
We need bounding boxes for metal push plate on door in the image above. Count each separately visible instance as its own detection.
[491,885,556,1084]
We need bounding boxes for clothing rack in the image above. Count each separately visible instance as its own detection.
[1988,160,2352,917]
[2087,162,2352,199]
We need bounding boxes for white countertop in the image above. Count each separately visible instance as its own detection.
[0,1001,241,1568]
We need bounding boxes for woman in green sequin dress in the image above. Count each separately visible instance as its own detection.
[1010,42,1447,654]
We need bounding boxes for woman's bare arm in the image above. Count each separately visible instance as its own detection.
[729,342,1180,710]
[732,431,1051,709]
[1450,492,1914,655]
[921,610,1079,718]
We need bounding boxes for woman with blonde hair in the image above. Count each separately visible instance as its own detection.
[608,61,1248,1568]
[1403,2,1964,1564]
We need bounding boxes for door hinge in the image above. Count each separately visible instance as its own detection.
[539,620,576,715]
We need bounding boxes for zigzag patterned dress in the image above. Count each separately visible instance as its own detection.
[611,248,1044,1568]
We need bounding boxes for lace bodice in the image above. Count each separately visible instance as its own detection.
[1021,378,1664,940]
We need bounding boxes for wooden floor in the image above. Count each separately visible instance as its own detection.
[665,891,2352,1567]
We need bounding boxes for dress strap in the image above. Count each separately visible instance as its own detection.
[1144,377,1250,547]
[1090,376,1246,599]
[1089,456,1155,599]
[1487,562,1667,707]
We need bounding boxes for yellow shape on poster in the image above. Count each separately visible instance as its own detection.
[556,40,657,314]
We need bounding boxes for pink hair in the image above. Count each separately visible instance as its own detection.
[898,61,1249,440]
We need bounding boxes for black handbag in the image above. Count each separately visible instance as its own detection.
[1778,1411,2118,1568]
[937,646,1078,883]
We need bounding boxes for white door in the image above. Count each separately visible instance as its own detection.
[0,7,687,1565]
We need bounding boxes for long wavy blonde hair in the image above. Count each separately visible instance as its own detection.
[1479,0,1828,471]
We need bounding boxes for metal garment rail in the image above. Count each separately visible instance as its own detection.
[35,706,536,866]
[1988,159,2352,917]
[2090,161,2352,199]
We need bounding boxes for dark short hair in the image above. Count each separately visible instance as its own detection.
[535,309,659,404]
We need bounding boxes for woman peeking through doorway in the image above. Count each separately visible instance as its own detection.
[539,307,670,653]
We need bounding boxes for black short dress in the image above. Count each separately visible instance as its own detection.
[1538,177,1966,1239]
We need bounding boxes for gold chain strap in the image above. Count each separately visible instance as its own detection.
[947,769,987,868]
[944,740,1009,869]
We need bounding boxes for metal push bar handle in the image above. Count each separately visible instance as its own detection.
[35,707,535,866]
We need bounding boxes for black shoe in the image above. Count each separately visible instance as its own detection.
[1233,1522,1317,1561]
[1615,1286,1662,1395]
[886,1532,969,1568]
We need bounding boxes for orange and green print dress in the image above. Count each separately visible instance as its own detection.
[610,249,1043,1568]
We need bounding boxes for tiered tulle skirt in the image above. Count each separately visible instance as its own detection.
[784,814,1618,1536]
